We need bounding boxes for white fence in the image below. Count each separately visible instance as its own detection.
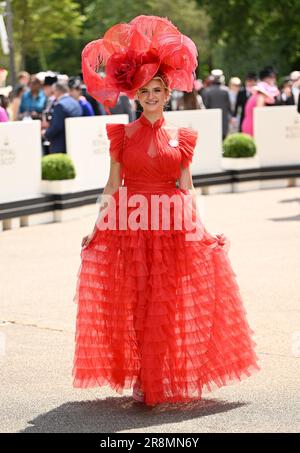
[65,114,128,191]
[0,121,42,202]
[0,107,300,203]
[254,105,300,166]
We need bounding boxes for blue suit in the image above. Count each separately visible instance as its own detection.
[45,94,82,153]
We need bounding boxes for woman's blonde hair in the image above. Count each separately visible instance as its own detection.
[136,73,171,95]
[152,74,170,93]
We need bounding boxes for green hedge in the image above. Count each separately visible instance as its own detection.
[223,133,256,158]
[42,153,76,180]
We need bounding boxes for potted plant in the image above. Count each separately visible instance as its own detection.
[41,153,76,194]
[221,133,260,170]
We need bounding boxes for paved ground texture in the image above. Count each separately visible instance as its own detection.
[0,186,299,433]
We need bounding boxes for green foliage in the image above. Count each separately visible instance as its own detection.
[11,0,84,68]
[2,0,297,81]
[27,37,83,75]
[42,153,76,180]
[196,0,300,78]
[2,0,210,78]
[223,133,256,158]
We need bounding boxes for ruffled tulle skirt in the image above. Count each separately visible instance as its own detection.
[72,188,260,406]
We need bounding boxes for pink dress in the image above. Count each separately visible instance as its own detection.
[241,93,259,136]
[0,106,9,122]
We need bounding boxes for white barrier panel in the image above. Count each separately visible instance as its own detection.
[0,121,42,202]
[164,109,223,173]
[254,106,300,166]
[65,114,128,191]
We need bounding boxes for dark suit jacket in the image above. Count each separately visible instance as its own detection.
[202,84,231,137]
[234,87,251,131]
[109,95,136,122]
[45,94,82,153]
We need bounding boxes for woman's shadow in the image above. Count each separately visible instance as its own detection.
[21,396,247,433]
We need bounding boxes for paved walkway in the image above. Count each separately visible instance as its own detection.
[0,186,299,433]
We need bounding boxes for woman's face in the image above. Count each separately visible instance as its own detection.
[136,78,169,114]
[70,88,81,100]
[229,82,240,93]
[30,78,41,93]
[283,83,292,96]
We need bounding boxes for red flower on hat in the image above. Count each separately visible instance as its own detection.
[106,48,160,95]
[106,50,141,90]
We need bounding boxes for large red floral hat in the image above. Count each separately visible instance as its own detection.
[81,15,198,112]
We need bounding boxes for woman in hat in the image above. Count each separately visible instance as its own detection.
[72,15,260,406]
[242,81,280,137]
[68,76,95,117]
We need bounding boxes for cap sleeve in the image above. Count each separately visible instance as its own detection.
[179,127,198,168]
[105,123,126,163]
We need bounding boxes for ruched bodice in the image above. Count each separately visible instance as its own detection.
[106,112,198,188]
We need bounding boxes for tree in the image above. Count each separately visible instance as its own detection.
[3,0,210,78]
[11,0,84,69]
[196,0,300,78]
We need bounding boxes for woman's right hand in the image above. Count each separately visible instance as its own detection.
[81,233,93,248]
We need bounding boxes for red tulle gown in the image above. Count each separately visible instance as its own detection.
[72,112,260,406]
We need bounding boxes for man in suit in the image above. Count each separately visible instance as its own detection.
[233,72,257,131]
[43,81,82,153]
[277,77,295,106]
[290,71,300,106]
[41,74,58,156]
[202,69,231,139]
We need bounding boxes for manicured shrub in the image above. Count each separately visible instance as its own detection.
[223,133,256,158]
[42,153,76,180]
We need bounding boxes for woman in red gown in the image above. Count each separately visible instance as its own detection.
[72,15,260,406]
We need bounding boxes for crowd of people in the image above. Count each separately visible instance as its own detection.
[0,66,300,154]
[197,67,300,138]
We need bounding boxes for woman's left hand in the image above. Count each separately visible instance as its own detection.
[215,233,226,245]
[214,233,230,252]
